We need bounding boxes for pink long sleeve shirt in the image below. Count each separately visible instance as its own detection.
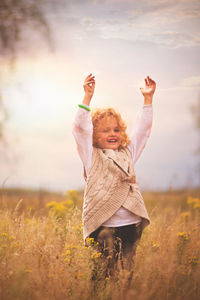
[72,104,153,227]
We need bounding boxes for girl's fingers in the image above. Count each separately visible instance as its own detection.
[85,73,95,80]
[84,80,95,86]
[84,77,95,85]
[147,76,156,85]
[83,81,95,89]
[86,73,92,78]
[84,76,95,82]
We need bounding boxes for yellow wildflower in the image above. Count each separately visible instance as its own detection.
[151,240,160,252]
[85,237,95,246]
[46,199,75,218]
[180,211,190,218]
[91,251,102,260]
[46,201,57,208]
[194,202,200,209]
[1,233,8,237]
[64,249,71,256]
[64,257,70,264]
[177,231,190,241]
[188,256,199,266]
[24,269,32,273]
[180,211,190,222]
[65,244,77,250]
[187,197,200,209]
[62,199,74,209]
[77,272,84,279]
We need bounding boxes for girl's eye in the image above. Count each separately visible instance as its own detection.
[114,129,120,132]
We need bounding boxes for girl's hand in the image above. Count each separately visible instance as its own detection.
[140,76,156,104]
[83,73,95,99]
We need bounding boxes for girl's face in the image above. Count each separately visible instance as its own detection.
[95,117,121,150]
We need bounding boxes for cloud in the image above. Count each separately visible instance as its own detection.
[96,0,200,22]
[86,23,200,48]
[153,31,200,48]
[158,76,200,92]
[64,0,200,25]
[64,13,199,43]
[181,76,200,88]
[59,0,200,49]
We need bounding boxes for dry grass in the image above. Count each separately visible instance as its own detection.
[0,187,200,300]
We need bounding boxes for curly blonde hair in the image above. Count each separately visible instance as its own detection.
[91,107,130,149]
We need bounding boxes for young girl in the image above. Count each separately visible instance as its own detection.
[72,73,156,280]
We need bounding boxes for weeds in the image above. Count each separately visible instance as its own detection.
[0,188,199,300]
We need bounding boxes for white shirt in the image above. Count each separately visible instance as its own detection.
[72,104,153,227]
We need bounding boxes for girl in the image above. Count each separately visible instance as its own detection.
[72,73,156,280]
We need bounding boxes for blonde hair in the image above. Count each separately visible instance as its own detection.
[91,107,130,149]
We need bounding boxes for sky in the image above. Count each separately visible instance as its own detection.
[0,0,200,193]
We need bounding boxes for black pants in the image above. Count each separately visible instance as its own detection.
[89,223,142,279]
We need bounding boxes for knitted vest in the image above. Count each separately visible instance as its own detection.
[83,147,150,241]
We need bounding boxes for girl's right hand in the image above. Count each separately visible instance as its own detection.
[83,73,95,99]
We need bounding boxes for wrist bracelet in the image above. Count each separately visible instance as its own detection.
[78,104,91,111]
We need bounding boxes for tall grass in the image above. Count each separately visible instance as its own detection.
[0,188,199,300]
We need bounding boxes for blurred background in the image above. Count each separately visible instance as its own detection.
[0,0,200,193]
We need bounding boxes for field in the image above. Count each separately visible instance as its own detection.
[0,187,200,300]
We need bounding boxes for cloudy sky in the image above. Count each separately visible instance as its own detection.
[1,0,200,192]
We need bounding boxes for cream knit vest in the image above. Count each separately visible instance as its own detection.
[83,147,150,241]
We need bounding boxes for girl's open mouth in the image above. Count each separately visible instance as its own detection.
[107,139,118,143]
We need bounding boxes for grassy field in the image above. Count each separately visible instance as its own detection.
[0,187,200,300]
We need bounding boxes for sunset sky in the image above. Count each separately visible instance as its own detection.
[1,0,200,192]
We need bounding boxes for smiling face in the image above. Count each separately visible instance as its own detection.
[95,117,121,150]
[92,107,130,150]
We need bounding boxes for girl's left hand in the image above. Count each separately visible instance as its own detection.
[140,76,156,97]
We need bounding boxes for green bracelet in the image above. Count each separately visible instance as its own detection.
[78,104,91,111]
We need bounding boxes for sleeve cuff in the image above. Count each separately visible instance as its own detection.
[143,104,152,108]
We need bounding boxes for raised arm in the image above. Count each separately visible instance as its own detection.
[129,76,156,165]
[140,75,156,106]
[82,73,95,106]
[72,74,96,176]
